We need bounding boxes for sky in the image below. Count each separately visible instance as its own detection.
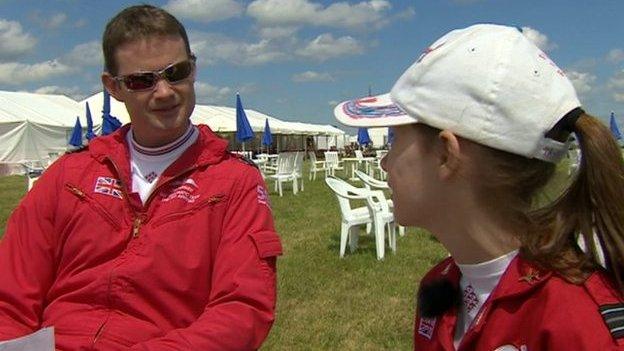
[1,0,624,131]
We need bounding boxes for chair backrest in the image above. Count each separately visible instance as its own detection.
[355,150,364,160]
[324,151,339,168]
[308,151,317,163]
[294,151,304,174]
[325,177,364,215]
[277,152,296,174]
[355,170,388,190]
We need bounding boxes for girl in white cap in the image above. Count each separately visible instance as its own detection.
[335,24,624,350]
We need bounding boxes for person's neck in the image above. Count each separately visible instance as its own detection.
[428,200,521,265]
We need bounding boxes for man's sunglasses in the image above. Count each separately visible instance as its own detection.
[114,57,196,92]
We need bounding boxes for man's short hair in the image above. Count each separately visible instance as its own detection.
[102,4,192,75]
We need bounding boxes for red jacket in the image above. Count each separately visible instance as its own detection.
[0,125,282,350]
[414,256,624,350]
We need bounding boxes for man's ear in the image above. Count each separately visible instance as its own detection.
[101,73,123,102]
[437,130,461,180]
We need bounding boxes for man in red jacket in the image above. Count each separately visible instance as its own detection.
[0,5,282,350]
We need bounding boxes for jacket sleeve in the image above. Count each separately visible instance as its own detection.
[0,162,61,340]
[131,166,283,351]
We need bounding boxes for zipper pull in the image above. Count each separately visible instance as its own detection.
[132,217,142,238]
[66,184,86,199]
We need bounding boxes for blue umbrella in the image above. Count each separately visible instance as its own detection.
[610,112,621,140]
[69,117,83,147]
[85,102,96,140]
[262,118,273,147]
[101,90,122,135]
[235,93,254,150]
[387,127,395,145]
[357,127,372,146]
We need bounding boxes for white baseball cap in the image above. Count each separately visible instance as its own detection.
[334,24,581,162]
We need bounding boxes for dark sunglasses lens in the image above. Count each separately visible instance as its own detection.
[163,61,192,83]
[124,73,157,91]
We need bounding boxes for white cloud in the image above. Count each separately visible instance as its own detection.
[521,26,558,52]
[247,0,392,30]
[74,19,87,28]
[567,70,596,95]
[195,81,233,104]
[191,33,289,65]
[607,49,624,64]
[165,0,243,23]
[62,41,103,67]
[32,85,87,100]
[296,34,363,61]
[609,70,624,102]
[0,60,74,85]
[396,6,416,20]
[45,13,67,29]
[292,70,333,82]
[0,19,37,61]
[258,26,299,40]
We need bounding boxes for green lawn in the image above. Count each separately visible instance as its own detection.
[0,161,572,350]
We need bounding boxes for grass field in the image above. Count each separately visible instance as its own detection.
[0,161,571,350]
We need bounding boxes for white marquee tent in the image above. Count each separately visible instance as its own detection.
[81,92,345,137]
[0,91,97,174]
[0,90,346,174]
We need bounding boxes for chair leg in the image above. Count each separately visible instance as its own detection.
[374,220,385,260]
[365,223,372,235]
[340,222,350,258]
[348,226,359,253]
[399,225,405,237]
[292,178,298,195]
[278,181,283,197]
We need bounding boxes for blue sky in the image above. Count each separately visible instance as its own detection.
[1,0,624,130]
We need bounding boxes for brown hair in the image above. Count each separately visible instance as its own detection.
[475,113,624,294]
[102,4,192,75]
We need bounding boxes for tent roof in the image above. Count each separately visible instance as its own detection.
[81,91,344,136]
[0,91,85,127]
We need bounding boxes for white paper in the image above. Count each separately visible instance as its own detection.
[0,327,54,351]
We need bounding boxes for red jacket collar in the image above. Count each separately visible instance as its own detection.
[87,124,228,189]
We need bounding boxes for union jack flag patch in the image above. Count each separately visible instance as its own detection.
[257,185,270,208]
[418,317,437,340]
[94,176,123,199]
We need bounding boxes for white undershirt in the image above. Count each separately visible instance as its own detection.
[453,250,518,348]
[127,124,198,204]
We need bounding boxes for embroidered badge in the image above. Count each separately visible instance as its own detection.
[462,284,479,313]
[418,317,437,340]
[257,185,271,208]
[599,303,624,339]
[161,178,199,203]
[518,270,541,285]
[94,176,123,199]
[145,171,158,183]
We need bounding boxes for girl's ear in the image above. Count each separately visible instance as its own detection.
[437,130,461,180]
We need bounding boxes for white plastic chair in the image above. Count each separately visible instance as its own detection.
[325,177,396,260]
[308,151,326,180]
[293,151,304,192]
[324,151,344,177]
[267,152,297,196]
[22,160,45,191]
[355,170,405,237]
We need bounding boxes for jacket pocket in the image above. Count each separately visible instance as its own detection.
[65,183,122,231]
[248,231,283,258]
[150,194,227,228]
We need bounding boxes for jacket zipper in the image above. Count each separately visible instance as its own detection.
[104,156,200,239]
[150,194,225,228]
[65,184,122,231]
